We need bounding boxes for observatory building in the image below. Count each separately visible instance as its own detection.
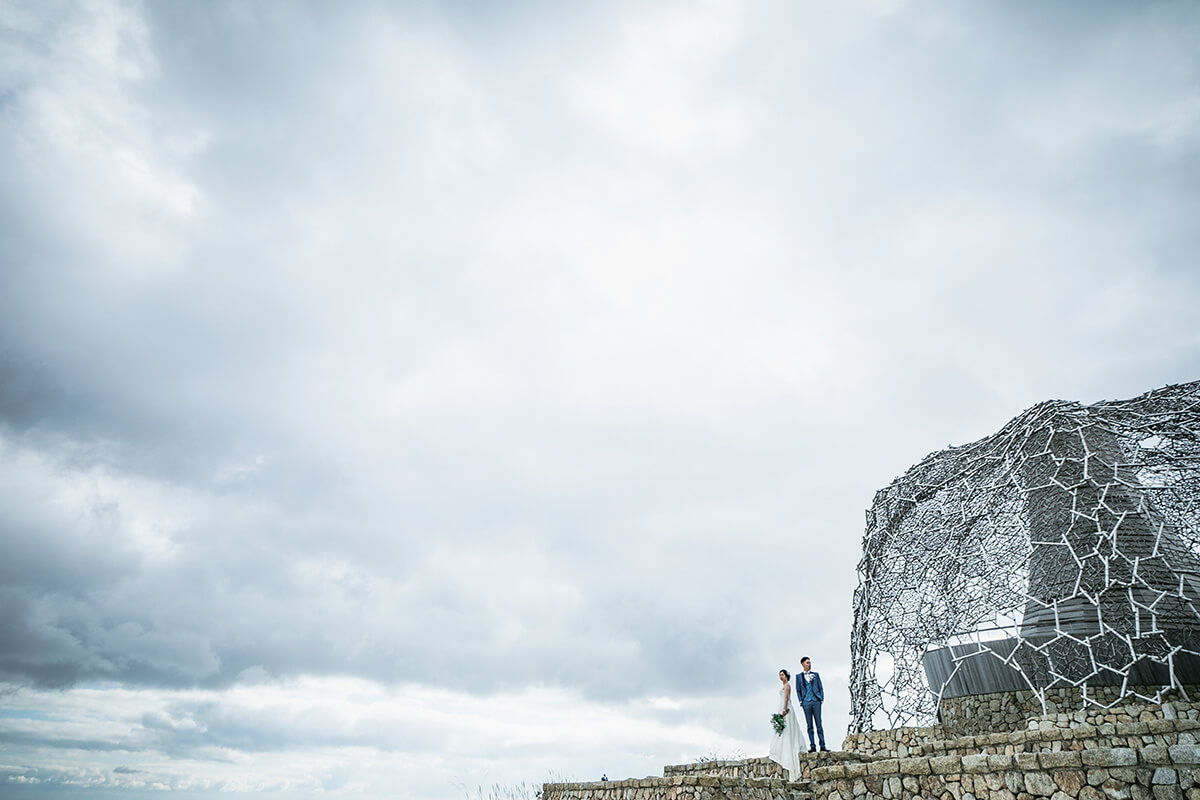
[850,381,1200,734]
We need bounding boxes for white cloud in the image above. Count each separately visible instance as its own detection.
[0,678,751,797]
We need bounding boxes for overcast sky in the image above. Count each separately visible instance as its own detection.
[1,1,1199,798]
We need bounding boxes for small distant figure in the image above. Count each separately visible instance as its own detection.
[796,656,829,752]
[600,774,607,782]
[768,668,805,780]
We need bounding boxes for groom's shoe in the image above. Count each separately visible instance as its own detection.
[820,748,831,752]
[808,746,817,752]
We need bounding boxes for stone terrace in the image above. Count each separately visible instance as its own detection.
[542,699,1200,800]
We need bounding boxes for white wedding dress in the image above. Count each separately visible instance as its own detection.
[768,682,805,781]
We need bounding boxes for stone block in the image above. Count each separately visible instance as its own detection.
[1017,754,1041,771]
[1041,752,1084,769]
[1056,771,1086,795]
[1151,721,1178,735]
[1170,747,1200,765]
[931,757,960,775]
[1026,773,1057,797]
[1051,791,1075,800]
[1103,780,1133,800]
[1084,749,1113,768]
[990,755,1016,771]
[870,760,901,776]
[1006,772,1027,793]
[847,763,869,779]
[904,776,920,793]
[1155,770,1179,785]
[1089,770,1111,786]
[1133,786,1153,800]
[902,759,933,776]
[962,755,990,775]
[1145,748,1172,766]
[1081,790,1107,800]
[1154,787,1184,800]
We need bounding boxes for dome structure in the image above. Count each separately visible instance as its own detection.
[849,381,1200,733]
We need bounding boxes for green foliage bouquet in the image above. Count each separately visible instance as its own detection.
[771,713,786,735]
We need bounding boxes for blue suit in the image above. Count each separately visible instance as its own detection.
[794,670,826,750]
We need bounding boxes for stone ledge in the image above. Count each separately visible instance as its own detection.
[662,751,875,784]
[543,773,812,800]
[916,718,1200,759]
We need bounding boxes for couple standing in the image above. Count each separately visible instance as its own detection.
[768,656,828,781]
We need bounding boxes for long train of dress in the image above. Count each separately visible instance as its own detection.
[768,684,805,780]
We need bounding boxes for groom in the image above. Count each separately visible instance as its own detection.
[794,656,828,752]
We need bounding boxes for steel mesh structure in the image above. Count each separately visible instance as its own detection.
[849,381,1200,733]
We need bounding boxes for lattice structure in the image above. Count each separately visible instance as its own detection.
[849,381,1200,733]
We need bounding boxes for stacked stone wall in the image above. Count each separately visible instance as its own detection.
[844,726,951,759]
[662,757,785,781]
[541,774,805,800]
[544,698,1200,800]
[663,752,876,782]
[937,688,1200,737]
[918,718,1200,759]
[810,745,1200,800]
[845,698,1200,758]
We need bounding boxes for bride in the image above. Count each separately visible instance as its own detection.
[768,668,805,781]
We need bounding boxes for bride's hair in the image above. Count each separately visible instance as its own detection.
[779,668,790,679]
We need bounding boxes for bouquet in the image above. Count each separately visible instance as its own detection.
[771,713,786,735]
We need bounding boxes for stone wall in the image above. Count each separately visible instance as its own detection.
[919,718,1200,760]
[543,697,1200,800]
[844,725,951,759]
[541,774,802,800]
[845,697,1200,758]
[662,757,785,781]
[810,745,1200,800]
[938,688,1200,737]
[663,752,874,782]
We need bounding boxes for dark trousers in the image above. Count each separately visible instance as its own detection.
[802,701,825,750]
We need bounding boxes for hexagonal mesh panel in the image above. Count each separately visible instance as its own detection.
[849,380,1200,733]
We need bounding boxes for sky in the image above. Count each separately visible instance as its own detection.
[1,0,1199,797]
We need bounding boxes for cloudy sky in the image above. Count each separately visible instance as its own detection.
[2,0,1199,797]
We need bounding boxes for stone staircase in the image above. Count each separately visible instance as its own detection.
[541,700,1200,800]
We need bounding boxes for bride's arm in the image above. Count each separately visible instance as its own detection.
[782,683,791,714]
